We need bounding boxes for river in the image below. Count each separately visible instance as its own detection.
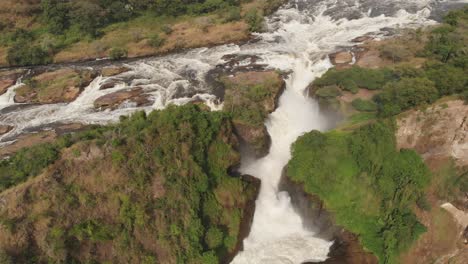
[0,0,466,263]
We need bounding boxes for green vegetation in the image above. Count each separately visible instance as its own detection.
[109,47,128,60]
[315,85,342,99]
[0,105,258,263]
[311,7,468,117]
[222,71,283,127]
[0,143,60,192]
[0,128,106,192]
[245,9,265,32]
[313,67,394,93]
[351,98,377,112]
[288,121,431,263]
[375,77,438,116]
[148,33,166,48]
[1,0,283,66]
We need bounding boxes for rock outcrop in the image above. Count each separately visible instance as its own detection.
[329,51,354,69]
[396,100,468,168]
[100,66,131,77]
[0,125,12,136]
[221,70,285,157]
[0,70,23,95]
[14,68,97,104]
[93,87,152,110]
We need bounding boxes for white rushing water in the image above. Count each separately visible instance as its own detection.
[0,0,463,262]
[232,0,440,263]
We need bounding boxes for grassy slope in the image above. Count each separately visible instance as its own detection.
[290,6,468,264]
[0,105,258,263]
[0,0,285,66]
[287,121,430,263]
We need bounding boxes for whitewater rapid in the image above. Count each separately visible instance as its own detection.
[0,0,464,262]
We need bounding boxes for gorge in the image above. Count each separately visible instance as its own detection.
[0,0,467,263]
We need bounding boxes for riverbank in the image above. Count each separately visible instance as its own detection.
[296,6,468,263]
[0,0,286,68]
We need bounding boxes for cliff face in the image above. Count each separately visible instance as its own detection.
[396,99,468,169]
[0,105,260,264]
[221,70,285,157]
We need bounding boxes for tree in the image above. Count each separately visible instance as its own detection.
[376,77,438,116]
[70,1,103,37]
[7,43,52,66]
[41,0,70,34]
[424,63,467,95]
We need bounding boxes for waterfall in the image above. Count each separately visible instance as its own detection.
[0,0,463,262]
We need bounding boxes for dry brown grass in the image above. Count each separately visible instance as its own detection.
[0,0,41,29]
[55,19,249,63]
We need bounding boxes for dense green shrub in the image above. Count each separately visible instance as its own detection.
[461,90,468,104]
[288,121,430,263]
[375,77,439,116]
[314,66,394,93]
[315,85,342,99]
[109,47,128,60]
[0,105,258,263]
[245,9,264,32]
[424,62,467,96]
[379,44,413,62]
[0,143,58,191]
[351,98,377,112]
[223,6,242,22]
[7,42,52,66]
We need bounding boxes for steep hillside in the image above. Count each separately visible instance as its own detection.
[0,105,259,263]
[0,0,286,66]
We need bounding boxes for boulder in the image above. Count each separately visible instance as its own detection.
[351,36,373,43]
[99,81,121,90]
[14,68,97,104]
[101,66,131,77]
[94,87,152,110]
[233,121,271,157]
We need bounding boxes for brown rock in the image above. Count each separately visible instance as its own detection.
[0,69,24,95]
[329,51,353,65]
[101,66,131,77]
[351,36,373,43]
[94,87,152,110]
[99,81,120,90]
[0,131,57,158]
[233,121,271,157]
[0,79,16,95]
[221,70,285,157]
[14,68,97,104]
[396,100,468,168]
[0,125,13,135]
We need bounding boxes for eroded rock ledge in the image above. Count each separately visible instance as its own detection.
[220,70,286,157]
